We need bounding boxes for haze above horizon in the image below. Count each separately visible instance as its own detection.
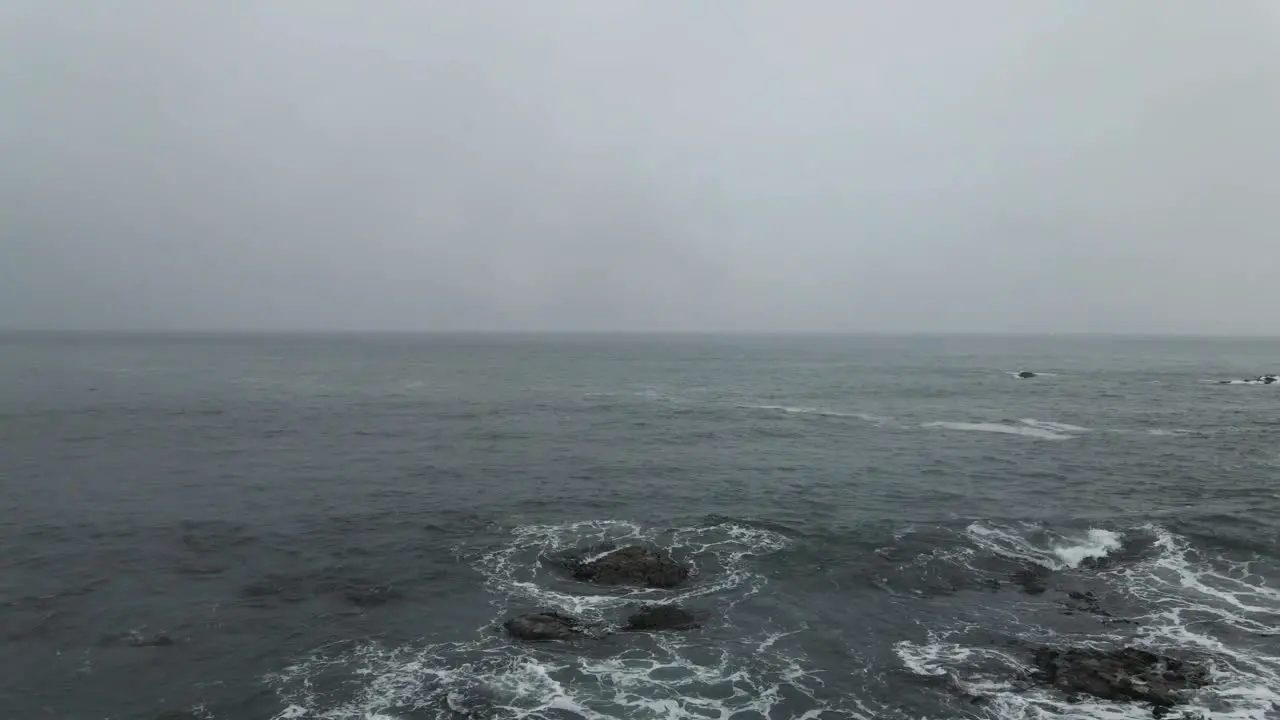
[3,3,1278,335]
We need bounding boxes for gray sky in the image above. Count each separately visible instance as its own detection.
[3,2,1278,334]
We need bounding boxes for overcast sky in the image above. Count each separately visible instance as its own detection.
[3,2,1278,334]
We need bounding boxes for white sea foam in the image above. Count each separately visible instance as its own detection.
[741,404,891,424]
[1019,419,1091,434]
[922,419,1090,441]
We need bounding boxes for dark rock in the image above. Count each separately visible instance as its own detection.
[625,605,701,631]
[502,611,583,642]
[1080,555,1117,571]
[1031,646,1210,713]
[1017,371,1037,379]
[1011,567,1050,595]
[569,546,690,588]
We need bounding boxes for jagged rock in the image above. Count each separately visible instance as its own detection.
[569,546,690,588]
[1031,646,1210,714]
[502,611,582,642]
[625,605,700,631]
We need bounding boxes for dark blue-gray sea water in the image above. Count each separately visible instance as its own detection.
[3,333,1278,720]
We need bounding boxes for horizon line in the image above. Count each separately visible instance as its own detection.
[3,328,1278,340]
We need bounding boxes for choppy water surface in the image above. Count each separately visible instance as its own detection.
[2,333,1278,719]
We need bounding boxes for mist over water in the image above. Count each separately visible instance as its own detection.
[2,333,1278,719]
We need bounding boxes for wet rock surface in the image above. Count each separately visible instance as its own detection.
[625,604,701,631]
[502,611,584,642]
[1031,646,1211,714]
[568,546,690,588]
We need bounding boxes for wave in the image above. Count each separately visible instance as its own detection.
[966,522,1123,570]
[922,418,1090,441]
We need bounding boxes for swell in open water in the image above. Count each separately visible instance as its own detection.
[1,333,1278,719]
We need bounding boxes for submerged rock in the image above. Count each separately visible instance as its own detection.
[625,605,701,631]
[1017,371,1037,379]
[502,611,583,642]
[1031,646,1210,713]
[341,584,402,607]
[1011,566,1050,595]
[128,633,175,648]
[569,546,690,588]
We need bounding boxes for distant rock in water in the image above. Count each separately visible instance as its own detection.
[625,604,701,631]
[1218,374,1278,385]
[502,611,583,642]
[569,546,690,588]
[1017,371,1037,379]
[1031,646,1210,714]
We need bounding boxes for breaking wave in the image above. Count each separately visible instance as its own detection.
[966,522,1124,570]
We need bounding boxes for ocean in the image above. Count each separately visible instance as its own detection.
[2,332,1278,720]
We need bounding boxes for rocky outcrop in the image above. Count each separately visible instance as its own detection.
[569,546,690,588]
[625,605,701,631]
[502,611,584,642]
[1031,646,1210,715]
[1218,374,1278,385]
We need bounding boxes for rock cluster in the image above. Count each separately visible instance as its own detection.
[1031,646,1210,716]
[503,545,699,643]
